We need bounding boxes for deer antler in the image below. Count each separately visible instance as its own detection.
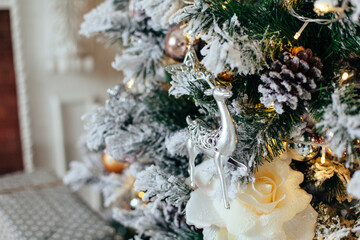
[203,76,216,89]
[182,45,217,90]
[189,73,215,89]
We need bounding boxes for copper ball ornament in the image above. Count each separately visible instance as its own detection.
[102,152,129,174]
[164,25,189,62]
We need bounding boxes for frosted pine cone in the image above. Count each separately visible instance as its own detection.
[258,47,323,114]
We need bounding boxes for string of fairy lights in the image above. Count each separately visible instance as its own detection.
[179,0,355,164]
[285,0,349,39]
[284,0,354,164]
[199,0,355,164]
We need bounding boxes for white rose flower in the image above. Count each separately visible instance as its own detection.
[185,153,318,240]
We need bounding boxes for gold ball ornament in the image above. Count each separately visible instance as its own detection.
[216,71,239,86]
[102,152,129,174]
[164,25,189,62]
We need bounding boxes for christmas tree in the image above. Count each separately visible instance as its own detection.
[64,0,360,239]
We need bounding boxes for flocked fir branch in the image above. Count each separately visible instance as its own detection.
[64,0,360,239]
[317,85,360,162]
[113,202,203,240]
[315,213,360,239]
[113,165,202,239]
[82,84,201,177]
[100,170,134,207]
[169,0,360,168]
[80,0,167,85]
[79,0,128,39]
[63,137,105,191]
[133,165,192,208]
[166,50,304,168]
[133,0,184,27]
[172,1,282,76]
[348,170,360,199]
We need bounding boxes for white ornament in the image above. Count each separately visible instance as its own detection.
[185,153,318,240]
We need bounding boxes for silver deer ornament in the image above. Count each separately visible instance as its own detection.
[186,79,238,209]
[165,47,246,209]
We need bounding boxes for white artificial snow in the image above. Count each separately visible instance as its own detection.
[316,215,360,240]
[105,123,164,161]
[350,0,360,22]
[347,170,360,199]
[79,0,166,85]
[63,161,94,191]
[133,165,192,207]
[100,172,136,207]
[82,87,138,151]
[324,227,353,240]
[100,173,124,207]
[82,85,171,167]
[165,129,189,157]
[170,0,210,31]
[112,164,195,239]
[199,15,267,75]
[79,0,128,38]
[317,87,360,157]
[167,67,193,98]
[173,0,268,76]
[111,33,164,84]
[289,122,308,139]
[113,203,177,240]
[133,0,184,27]
[258,74,299,114]
[63,138,105,191]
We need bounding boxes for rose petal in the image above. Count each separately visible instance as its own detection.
[186,153,316,240]
[237,191,285,214]
[186,189,224,228]
[235,227,286,240]
[283,205,318,240]
[194,160,219,196]
[203,226,219,240]
[215,199,258,236]
[217,227,237,240]
[248,177,277,203]
[255,158,289,187]
[275,169,310,217]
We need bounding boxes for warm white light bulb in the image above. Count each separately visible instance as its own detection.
[314,3,331,14]
[321,147,326,164]
[293,21,310,40]
[341,72,349,81]
[138,191,145,199]
[321,154,326,164]
[221,1,228,10]
[127,77,135,89]
[294,32,301,40]
[313,0,337,15]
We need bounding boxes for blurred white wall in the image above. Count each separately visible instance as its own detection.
[15,0,120,210]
